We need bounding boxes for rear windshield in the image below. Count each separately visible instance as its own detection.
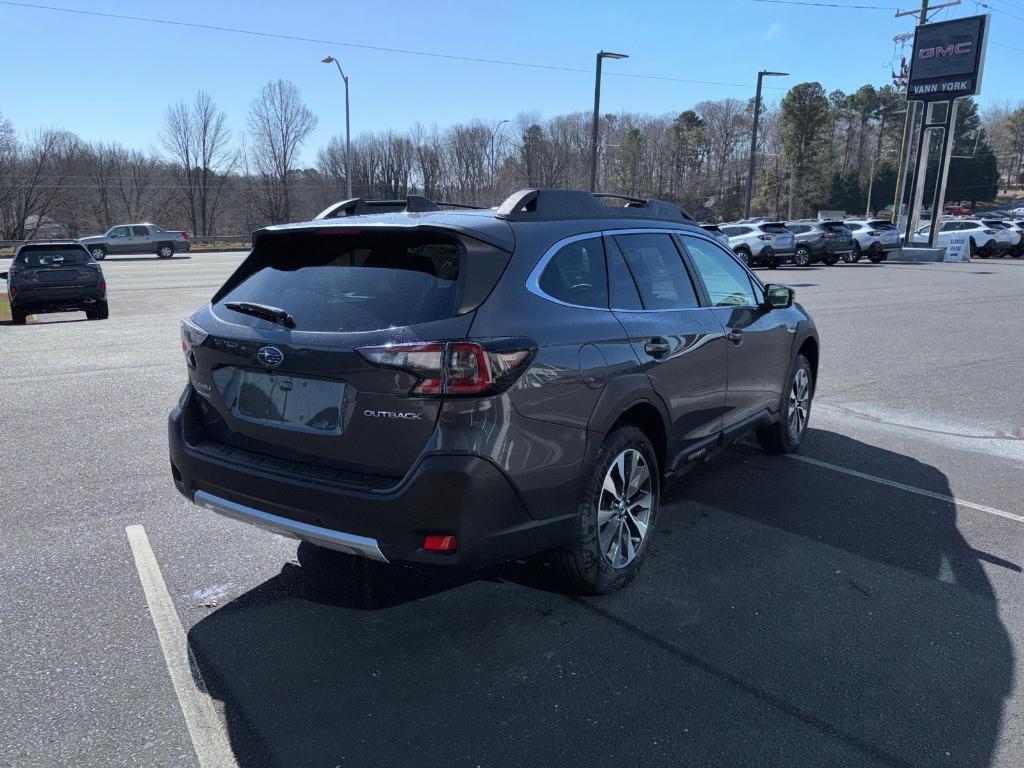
[216,231,464,333]
[821,222,849,232]
[15,248,92,266]
[759,223,789,233]
[866,221,898,230]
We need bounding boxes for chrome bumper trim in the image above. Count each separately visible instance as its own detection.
[193,490,389,563]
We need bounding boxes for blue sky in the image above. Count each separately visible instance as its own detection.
[1,0,1021,165]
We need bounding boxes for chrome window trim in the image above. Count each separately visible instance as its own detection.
[525,232,609,311]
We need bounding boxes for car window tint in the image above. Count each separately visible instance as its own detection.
[605,239,643,310]
[538,237,608,309]
[681,236,757,308]
[614,233,699,310]
[111,226,129,237]
[132,226,149,237]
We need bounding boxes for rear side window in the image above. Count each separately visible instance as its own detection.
[15,247,92,266]
[538,237,608,308]
[216,231,465,332]
[132,226,150,236]
[615,233,699,310]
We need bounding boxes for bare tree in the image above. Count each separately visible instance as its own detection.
[162,91,235,235]
[0,129,79,240]
[246,79,317,224]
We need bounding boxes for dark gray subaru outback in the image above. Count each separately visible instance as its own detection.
[169,189,819,593]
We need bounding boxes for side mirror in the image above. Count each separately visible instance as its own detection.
[763,284,794,310]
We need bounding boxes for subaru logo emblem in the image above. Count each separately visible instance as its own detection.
[256,346,284,367]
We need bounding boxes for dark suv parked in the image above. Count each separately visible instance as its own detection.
[169,190,819,593]
[785,220,854,266]
[2,242,108,324]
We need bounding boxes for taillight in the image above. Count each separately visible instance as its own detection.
[984,229,997,235]
[867,231,881,236]
[99,281,106,293]
[357,338,536,397]
[758,234,773,240]
[8,285,16,298]
[183,231,189,240]
[180,316,209,366]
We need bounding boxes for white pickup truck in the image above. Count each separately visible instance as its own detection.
[78,223,190,260]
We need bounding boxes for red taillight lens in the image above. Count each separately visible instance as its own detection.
[758,234,773,240]
[9,286,16,298]
[183,231,189,240]
[180,317,208,365]
[99,281,106,293]
[867,231,881,236]
[357,339,536,397]
[423,534,457,552]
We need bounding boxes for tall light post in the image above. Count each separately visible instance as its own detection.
[322,55,352,199]
[489,119,510,203]
[589,50,628,192]
[744,70,788,219]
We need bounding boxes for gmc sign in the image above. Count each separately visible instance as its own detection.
[907,14,988,101]
[918,42,973,59]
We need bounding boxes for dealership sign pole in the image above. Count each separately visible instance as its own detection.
[898,13,989,249]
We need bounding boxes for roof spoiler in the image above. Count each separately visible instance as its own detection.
[495,189,695,223]
[313,195,486,220]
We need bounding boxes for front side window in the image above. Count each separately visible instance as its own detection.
[681,236,757,308]
[110,226,130,238]
[537,237,608,309]
[614,233,699,310]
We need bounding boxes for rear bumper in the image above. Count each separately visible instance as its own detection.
[11,285,104,310]
[168,391,573,567]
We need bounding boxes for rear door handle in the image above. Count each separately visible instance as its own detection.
[726,330,744,345]
[644,338,671,357]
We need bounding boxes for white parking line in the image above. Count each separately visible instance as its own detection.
[125,525,239,768]
[783,453,1024,525]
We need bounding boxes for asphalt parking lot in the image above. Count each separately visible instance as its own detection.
[1,252,1023,768]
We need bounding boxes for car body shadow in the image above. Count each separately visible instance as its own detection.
[187,429,1012,768]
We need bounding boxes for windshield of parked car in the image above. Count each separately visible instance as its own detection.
[15,248,92,266]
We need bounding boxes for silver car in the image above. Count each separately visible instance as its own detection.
[842,220,902,263]
[718,221,796,269]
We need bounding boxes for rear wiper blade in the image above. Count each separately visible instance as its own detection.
[224,301,295,328]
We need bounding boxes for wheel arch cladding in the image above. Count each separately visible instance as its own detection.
[798,336,819,381]
[611,402,667,477]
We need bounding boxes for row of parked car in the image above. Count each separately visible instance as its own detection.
[699,215,1024,268]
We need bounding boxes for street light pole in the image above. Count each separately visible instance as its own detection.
[489,119,510,204]
[589,50,628,193]
[744,70,788,220]
[322,56,352,199]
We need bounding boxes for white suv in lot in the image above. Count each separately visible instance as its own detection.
[911,219,1004,258]
[718,221,796,269]
[842,219,903,262]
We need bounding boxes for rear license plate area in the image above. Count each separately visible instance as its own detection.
[219,368,348,434]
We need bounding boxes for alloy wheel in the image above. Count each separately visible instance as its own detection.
[597,449,653,569]
[788,367,811,441]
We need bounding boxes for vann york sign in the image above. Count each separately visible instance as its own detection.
[906,14,989,101]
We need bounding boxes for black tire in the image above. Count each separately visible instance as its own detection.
[768,258,780,270]
[89,246,106,261]
[793,246,812,267]
[86,300,109,320]
[554,424,660,595]
[157,243,174,259]
[868,251,884,264]
[822,254,840,266]
[757,353,813,454]
[11,306,27,325]
[735,247,751,266]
